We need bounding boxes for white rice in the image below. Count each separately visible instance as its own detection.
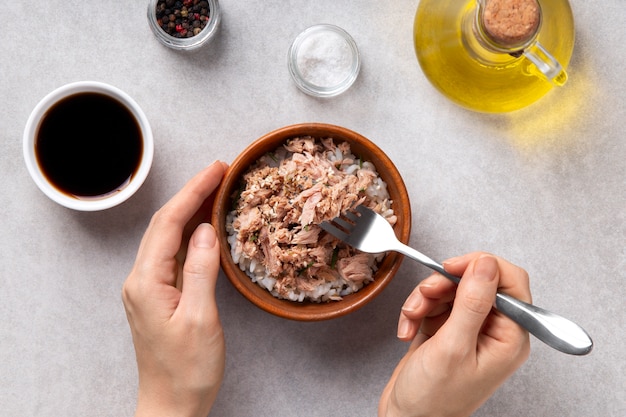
[226,137,395,303]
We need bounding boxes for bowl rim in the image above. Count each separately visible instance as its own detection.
[211,123,411,321]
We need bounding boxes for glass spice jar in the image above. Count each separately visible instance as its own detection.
[147,0,221,52]
[288,24,361,98]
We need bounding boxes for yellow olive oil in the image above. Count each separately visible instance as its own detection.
[413,0,575,113]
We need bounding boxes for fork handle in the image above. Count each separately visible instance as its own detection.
[494,292,593,355]
[394,244,593,356]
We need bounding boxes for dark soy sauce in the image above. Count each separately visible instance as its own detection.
[36,92,143,198]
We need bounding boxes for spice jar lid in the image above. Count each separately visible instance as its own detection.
[288,24,361,98]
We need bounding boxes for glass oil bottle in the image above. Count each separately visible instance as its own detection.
[413,0,575,113]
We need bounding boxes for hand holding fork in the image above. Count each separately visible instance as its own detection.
[320,205,593,355]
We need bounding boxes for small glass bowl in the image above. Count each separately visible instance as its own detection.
[147,0,221,52]
[288,24,361,98]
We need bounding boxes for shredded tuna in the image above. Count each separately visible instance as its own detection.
[226,137,396,302]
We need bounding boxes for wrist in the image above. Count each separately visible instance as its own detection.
[381,391,419,417]
[381,390,455,417]
[135,385,215,417]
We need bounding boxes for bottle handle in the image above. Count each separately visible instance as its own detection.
[523,42,568,86]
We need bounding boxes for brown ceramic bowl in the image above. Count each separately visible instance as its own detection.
[211,123,411,321]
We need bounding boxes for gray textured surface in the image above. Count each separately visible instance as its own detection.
[1,1,624,416]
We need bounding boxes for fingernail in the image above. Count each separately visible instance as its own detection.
[442,256,462,269]
[402,290,422,313]
[194,223,217,248]
[473,255,498,282]
[397,317,411,339]
[419,280,437,289]
[207,160,226,171]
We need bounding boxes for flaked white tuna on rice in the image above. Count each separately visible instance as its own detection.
[226,136,396,302]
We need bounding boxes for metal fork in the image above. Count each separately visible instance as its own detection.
[320,205,593,356]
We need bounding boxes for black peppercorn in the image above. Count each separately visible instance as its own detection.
[155,0,211,38]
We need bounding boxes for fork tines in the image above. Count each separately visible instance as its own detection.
[319,217,350,241]
[319,206,364,241]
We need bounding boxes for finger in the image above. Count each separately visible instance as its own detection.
[178,163,228,244]
[174,185,222,266]
[401,274,456,318]
[415,273,457,303]
[398,304,454,341]
[402,274,456,315]
[397,310,422,342]
[419,307,452,338]
[441,252,482,275]
[397,275,456,341]
[443,252,531,303]
[178,223,221,317]
[138,161,227,264]
[397,283,428,341]
[438,254,499,350]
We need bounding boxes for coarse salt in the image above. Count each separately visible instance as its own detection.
[296,31,354,87]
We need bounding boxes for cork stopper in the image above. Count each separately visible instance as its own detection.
[481,0,541,50]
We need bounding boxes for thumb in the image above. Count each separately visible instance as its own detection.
[439,254,499,349]
[179,223,221,314]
